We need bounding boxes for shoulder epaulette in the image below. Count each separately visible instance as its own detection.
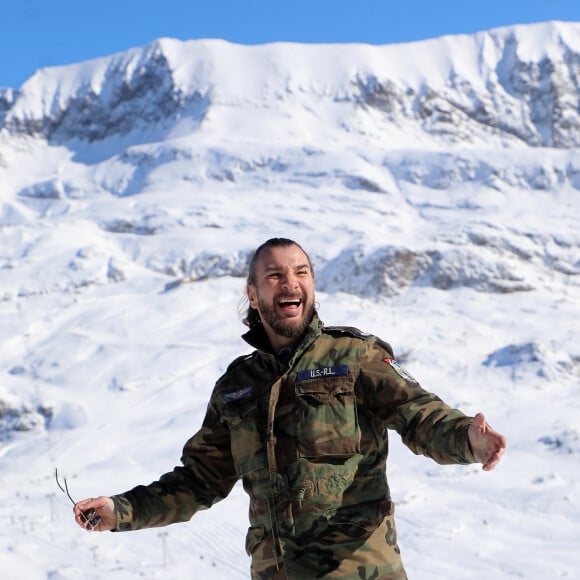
[323,325,394,357]
[223,352,256,374]
[323,325,374,340]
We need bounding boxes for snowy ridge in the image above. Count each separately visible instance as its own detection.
[0,21,579,579]
[3,21,580,147]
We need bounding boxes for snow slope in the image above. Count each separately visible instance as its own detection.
[0,21,579,579]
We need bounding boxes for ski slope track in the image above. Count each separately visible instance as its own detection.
[0,20,578,579]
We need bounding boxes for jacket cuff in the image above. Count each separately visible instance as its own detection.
[111,494,135,531]
[461,419,478,464]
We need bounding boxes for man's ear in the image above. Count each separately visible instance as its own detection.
[247,285,258,309]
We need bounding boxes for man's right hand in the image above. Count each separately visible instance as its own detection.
[74,496,117,531]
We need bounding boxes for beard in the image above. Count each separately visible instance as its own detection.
[257,292,316,339]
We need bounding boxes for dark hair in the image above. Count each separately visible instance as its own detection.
[242,238,314,328]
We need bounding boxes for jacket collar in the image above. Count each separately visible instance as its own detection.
[242,312,323,357]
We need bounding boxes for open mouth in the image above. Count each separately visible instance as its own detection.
[277,297,302,310]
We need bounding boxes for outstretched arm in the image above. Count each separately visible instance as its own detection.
[468,412,507,471]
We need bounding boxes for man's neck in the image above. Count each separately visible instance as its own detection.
[265,330,299,355]
[242,312,320,354]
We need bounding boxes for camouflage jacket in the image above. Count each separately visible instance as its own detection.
[112,314,476,579]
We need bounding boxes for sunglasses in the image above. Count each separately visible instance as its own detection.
[55,468,102,530]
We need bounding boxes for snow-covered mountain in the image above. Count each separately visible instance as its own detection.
[0,21,578,579]
[3,20,580,148]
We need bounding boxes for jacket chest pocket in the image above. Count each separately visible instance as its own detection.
[295,377,361,458]
[221,398,265,476]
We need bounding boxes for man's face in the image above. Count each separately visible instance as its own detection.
[247,244,315,348]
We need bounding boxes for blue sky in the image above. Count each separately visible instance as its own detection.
[1,0,578,88]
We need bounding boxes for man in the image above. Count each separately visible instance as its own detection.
[74,237,506,579]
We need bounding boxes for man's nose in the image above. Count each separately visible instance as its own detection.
[282,272,298,289]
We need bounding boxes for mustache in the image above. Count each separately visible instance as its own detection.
[277,289,302,297]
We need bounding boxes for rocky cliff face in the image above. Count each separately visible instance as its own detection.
[2,22,580,148]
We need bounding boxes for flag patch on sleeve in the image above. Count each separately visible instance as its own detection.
[383,358,417,383]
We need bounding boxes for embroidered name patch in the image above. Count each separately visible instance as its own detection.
[297,365,349,382]
[383,358,417,383]
[223,385,253,403]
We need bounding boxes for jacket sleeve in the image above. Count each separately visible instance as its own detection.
[361,338,477,465]
[111,391,238,531]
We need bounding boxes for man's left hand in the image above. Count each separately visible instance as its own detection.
[468,413,507,471]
